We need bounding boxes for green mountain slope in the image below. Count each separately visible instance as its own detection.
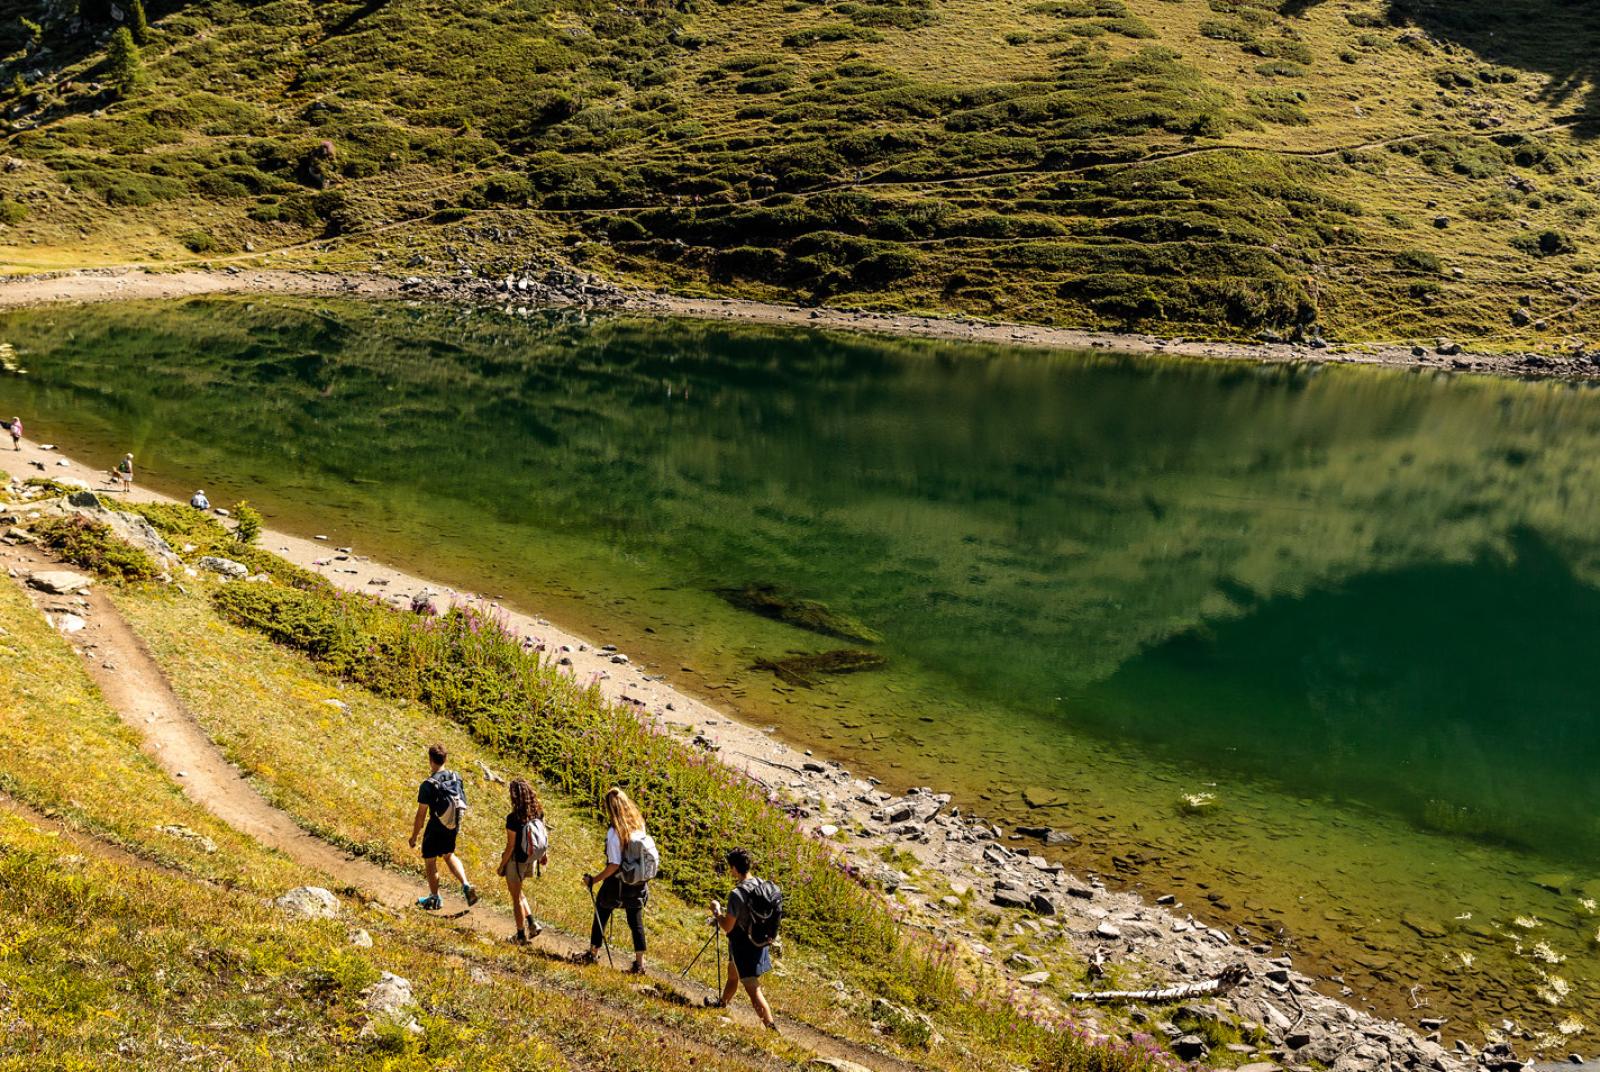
[2,0,1599,343]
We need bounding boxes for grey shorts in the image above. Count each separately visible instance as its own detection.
[503,856,536,882]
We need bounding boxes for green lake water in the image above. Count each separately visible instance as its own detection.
[2,297,1597,1039]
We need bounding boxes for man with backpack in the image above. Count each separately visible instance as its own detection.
[706,847,780,1029]
[409,743,479,910]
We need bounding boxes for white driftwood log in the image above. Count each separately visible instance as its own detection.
[1066,964,1249,1004]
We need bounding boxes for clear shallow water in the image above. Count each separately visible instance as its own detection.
[3,298,1598,1038]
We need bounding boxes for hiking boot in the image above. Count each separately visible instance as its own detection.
[509,932,529,945]
[701,996,725,1009]
[528,921,543,939]
[416,894,442,911]
[463,883,480,907]
[569,949,599,965]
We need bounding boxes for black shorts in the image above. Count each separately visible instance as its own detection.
[421,820,458,860]
[728,928,771,981]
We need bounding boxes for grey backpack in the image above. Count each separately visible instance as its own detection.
[619,832,660,885]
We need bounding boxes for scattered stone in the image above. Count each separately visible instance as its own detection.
[992,888,1033,910]
[1095,922,1122,940]
[349,929,373,948]
[53,613,87,634]
[273,886,340,920]
[198,556,248,579]
[28,569,93,595]
[360,972,422,1037]
[1018,971,1051,987]
[1172,1034,1208,1060]
[809,1061,873,1072]
[155,824,217,854]
[1022,785,1068,808]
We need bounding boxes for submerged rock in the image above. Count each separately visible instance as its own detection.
[755,648,888,687]
[714,583,881,644]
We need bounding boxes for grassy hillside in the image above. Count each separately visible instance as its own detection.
[2,0,1600,343]
[0,486,1195,1071]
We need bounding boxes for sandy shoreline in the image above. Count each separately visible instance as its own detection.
[2,264,1598,383]
[6,430,1504,1071]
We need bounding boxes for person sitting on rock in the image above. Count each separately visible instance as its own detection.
[409,742,478,911]
[190,489,210,510]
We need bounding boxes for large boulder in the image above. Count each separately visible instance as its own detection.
[28,569,94,595]
[273,886,339,919]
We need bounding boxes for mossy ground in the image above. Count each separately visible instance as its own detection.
[3,0,1600,346]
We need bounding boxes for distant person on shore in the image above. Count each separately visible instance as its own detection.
[496,777,549,943]
[705,847,780,1029]
[8,417,20,452]
[409,742,479,911]
[190,489,210,510]
[579,786,658,972]
[114,453,133,494]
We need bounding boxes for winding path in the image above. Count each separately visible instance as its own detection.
[5,540,918,1072]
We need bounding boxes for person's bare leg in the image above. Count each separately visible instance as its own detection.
[444,852,469,888]
[720,961,739,1007]
[424,857,441,897]
[506,876,527,934]
[743,978,774,1027]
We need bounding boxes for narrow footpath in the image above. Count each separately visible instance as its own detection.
[2,537,920,1072]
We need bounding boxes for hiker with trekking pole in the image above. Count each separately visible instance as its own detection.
[578,786,657,973]
[496,777,549,943]
[703,847,781,1030]
[409,743,479,910]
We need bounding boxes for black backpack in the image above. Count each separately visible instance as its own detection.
[737,877,783,947]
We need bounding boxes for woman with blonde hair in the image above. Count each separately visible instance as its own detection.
[496,778,549,943]
[579,786,659,972]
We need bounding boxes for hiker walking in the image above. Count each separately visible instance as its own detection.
[113,452,133,494]
[497,777,548,943]
[409,743,479,910]
[579,786,657,973]
[705,847,780,1029]
[8,417,20,452]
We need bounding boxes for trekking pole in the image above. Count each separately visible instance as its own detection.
[587,881,614,969]
[680,924,718,980]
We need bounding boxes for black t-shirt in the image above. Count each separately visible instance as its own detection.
[505,812,529,862]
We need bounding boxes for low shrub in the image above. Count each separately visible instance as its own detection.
[232,500,262,545]
[32,515,158,581]
[211,582,900,958]
[1393,249,1442,273]
[1512,229,1575,256]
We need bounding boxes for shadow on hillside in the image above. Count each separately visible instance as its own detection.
[1282,0,1600,131]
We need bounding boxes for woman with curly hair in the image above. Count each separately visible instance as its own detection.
[497,778,549,943]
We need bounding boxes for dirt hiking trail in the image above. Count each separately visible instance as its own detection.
[2,538,920,1072]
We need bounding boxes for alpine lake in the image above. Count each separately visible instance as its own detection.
[2,296,1596,1042]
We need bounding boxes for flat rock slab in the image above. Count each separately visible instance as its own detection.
[28,570,94,595]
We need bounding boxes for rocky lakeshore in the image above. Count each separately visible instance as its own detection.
[6,266,1600,383]
[2,438,1568,1072]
